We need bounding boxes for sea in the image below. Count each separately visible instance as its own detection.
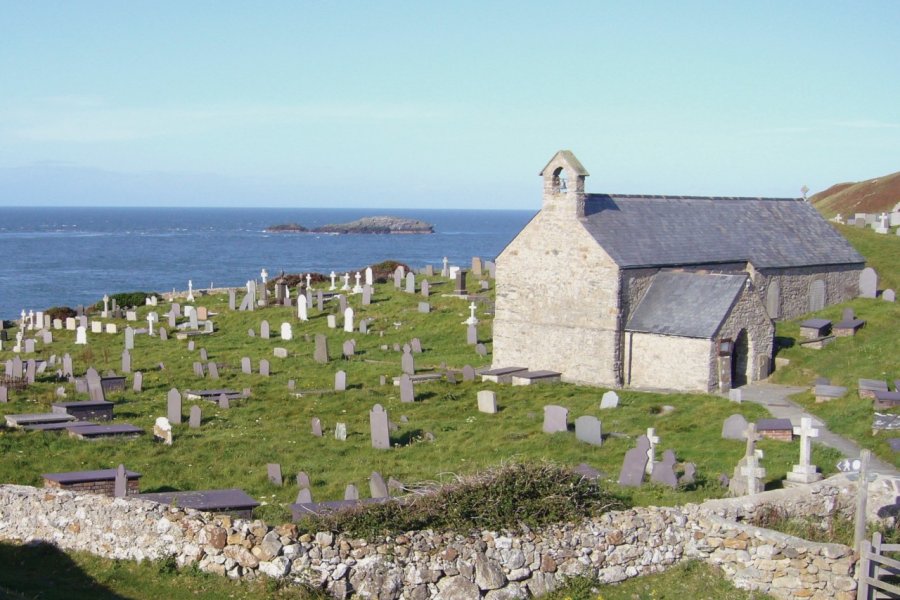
[0,207,536,321]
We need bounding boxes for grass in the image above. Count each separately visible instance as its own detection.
[541,561,776,600]
[0,541,326,600]
[0,272,840,525]
[836,223,900,292]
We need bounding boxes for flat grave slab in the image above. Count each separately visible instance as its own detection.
[43,468,142,496]
[480,367,528,384]
[511,370,562,386]
[833,319,865,337]
[799,319,832,339]
[391,373,443,386]
[51,400,114,421]
[184,389,243,401]
[137,488,259,518]
[756,418,794,441]
[873,390,900,410]
[67,424,143,440]
[289,497,391,520]
[859,379,889,399]
[25,421,96,432]
[5,413,75,428]
[291,389,334,398]
[798,335,835,350]
[814,384,848,403]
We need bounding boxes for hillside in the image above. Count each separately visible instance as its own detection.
[811,171,900,217]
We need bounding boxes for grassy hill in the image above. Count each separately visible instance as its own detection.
[810,170,900,217]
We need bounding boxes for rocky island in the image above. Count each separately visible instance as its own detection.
[266,216,433,234]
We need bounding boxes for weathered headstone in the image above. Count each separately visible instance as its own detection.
[618,435,650,487]
[154,417,173,445]
[679,463,696,486]
[542,405,569,433]
[466,324,477,345]
[207,362,219,379]
[401,347,415,375]
[260,320,270,339]
[335,422,347,441]
[859,267,878,298]
[344,484,359,501]
[121,350,131,373]
[883,289,896,302]
[259,359,270,377]
[475,343,487,357]
[218,393,230,409]
[189,405,201,428]
[477,390,497,413]
[399,374,414,402]
[370,404,390,449]
[167,388,182,424]
[650,450,678,488]
[241,357,252,374]
[267,464,283,486]
[405,272,415,294]
[314,334,329,363]
[335,370,346,391]
[296,472,310,489]
[421,280,430,297]
[462,365,475,382]
[575,416,603,446]
[342,340,355,358]
[721,414,749,440]
[370,471,389,498]
[600,391,619,409]
[311,417,322,437]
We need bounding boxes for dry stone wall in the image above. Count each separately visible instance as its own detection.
[0,476,872,599]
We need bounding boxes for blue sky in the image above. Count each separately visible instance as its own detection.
[1,1,898,209]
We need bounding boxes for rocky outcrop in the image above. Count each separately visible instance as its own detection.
[313,216,433,234]
[265,223,309,233]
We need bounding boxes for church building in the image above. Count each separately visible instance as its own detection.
[492,151,865,393]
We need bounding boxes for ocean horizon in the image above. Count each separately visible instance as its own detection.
[0,206,535,320]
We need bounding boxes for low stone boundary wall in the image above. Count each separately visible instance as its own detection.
[0,476,869,599]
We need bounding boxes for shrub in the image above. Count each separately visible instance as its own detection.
[44,306,76,321]
[93,291,157,311]
[298,461,627,538]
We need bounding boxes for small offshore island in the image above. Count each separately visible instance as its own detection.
[266,216,434,235]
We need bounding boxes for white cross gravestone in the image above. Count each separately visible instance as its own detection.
[353,272,363,294]
[785,417,823,484]
[329,271,337,291]
[341,272,351,291]
[645,427,660,475]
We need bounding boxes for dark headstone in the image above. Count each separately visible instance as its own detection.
[618,436,651,487]
[650,450,678,488]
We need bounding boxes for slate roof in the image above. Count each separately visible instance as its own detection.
[625,271,748,339]
[581,195,864,269]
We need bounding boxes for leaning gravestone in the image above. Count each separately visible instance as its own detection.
[650,450,679,488]
[475,343,487,357]
[399,374,414,403]
[575,415,603,446]
[314,335,329,364]
[722,414,749,440]
[600,391,619,409]
[477,390,497,413]
[542,405,569,433]
[167,388,182,424]
[267,464,283,486]
[370,404,390,449]
[189,405,201,428]
[207,362,219,379]
[618,435,651,487]
[370,471,389,499]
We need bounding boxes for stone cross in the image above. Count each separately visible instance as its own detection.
[465,302,478,325]
[740,455,766,495]
[260,269,268,284]
[306,273,312,288]
[786,417,822,484]
[744,422,761,459]
[353,272,362,293]
[103,294,110,317]
[341,272,351,291]
[187,279,194,302]
[442,256,449,277]
[329,271,336,290]
[645,427,660,475]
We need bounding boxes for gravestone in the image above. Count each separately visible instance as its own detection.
[401,347,415,375]
[399,374,414,402]
[86,369,104,402]
[207,362,219,379]
[199,348,208,361]
[75,326,87,345]
[650,450,678,488]
[884,289,896,302]
[295,487,311,504]
[188,341,195,352]
[121,350,131,373]
[314,334,329,363]
[418,302,430,314]
[359,319,368,335]
[338,294,347,314]
[311,417,322,437]
[296,472,310,489]
[342,340,355,358]
[370,472,389,499]
[344,484,359,501]
[722,414,749,440]
[335,370,346,391]
[475,343,487,357]
[189,405,201,428]
[785,417,822,484]
[0,386,6,403]
[343,307,354,333]
[405,272,415,294]
[542,405,568,433]
[466,324,477,345]
[326,315,336,329]
[62,354,73,377]
[618,435,650,487]
[229,289,236,310]
[167,388,182,424]
[159,327,167,340]
[600,391,619,409]
[260,320,270,339]
[766,280,781,319]
[132,371,143,393]
[362,286,372,306]
[679,463,696,486]
[575,416,603,446]
[410,338,422,353]
[477,390,497,413]
[462,365,475,382]
[193,362,204,377]
[298,298,308,321]
[196,306,208,321]
[91,320,102,334]
[335,422,347,441]
[114,464,127,498]
[645,428,660,475]
[241,357,252,374]
[859,267,877,298]
[273,347,287,359]
[369,404,390,449]
[259,359,270,377]
[421,280,430,297]
[454,269,467,295]
[267,464,283,486]
[154,417,173,445]
[218,393,229,409]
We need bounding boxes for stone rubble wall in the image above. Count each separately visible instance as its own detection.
[0,477,868,600]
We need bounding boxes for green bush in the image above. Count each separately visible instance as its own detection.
[44,306,76,321]
[298,461,627,538]
[93,291,157,311]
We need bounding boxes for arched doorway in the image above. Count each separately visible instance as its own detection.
[732,329,750,387]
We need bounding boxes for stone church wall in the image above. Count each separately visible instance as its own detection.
[625,333,711,392]
[711,282,776,388]
[753,264,862,321]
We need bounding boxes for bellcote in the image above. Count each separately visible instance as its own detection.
[540,150,589,218]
